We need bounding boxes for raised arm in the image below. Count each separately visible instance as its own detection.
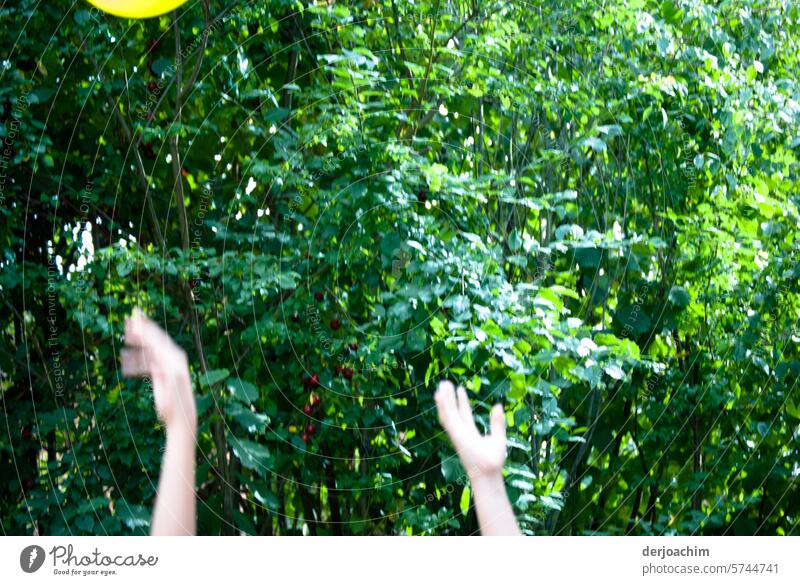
[434,380,521,536]
[121,308,196,536]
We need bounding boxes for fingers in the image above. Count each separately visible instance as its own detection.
[123,308,183,379]
[436,380,481,441]
[456,385,478,431]
[120,348,150,377]
[123,310,146,348]
[140,315,174,349]
[435,380,459,434]
[490,403,506,442]
[124,308,176,353]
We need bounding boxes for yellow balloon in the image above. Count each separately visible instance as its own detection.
[87,0,189,19]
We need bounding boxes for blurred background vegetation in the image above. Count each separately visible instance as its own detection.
[1,0,798,535]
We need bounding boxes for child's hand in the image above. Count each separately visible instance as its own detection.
[435,380,507,479]
[121,308,196,434]
[122,309,198,535]
[435,380,520,535]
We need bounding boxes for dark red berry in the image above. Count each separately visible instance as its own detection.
[303,404,313,415]
[23,479,34,491]
[418,190,427,203]
[330,319,341,330]
[315,292,324,302]
[343,367,354,380]
[335,364,343,374]
[147,81,158,92]
[306,424,316,435]
[301,432,310,444]
[349,343,358,351]
[311,393,322,406]
[147,38,160,52]
[291,313,300,322]
[310,374,320,387]
[142,143,156,160]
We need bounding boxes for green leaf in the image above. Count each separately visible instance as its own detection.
[28,88,55,104]
[603,364,625,380]
[117,505,150,530]
[151,58,173,76]
[226,402,269,433]
[230,436,271,472]
[668,286,691,308]
[580,136,606,153]
[615,304,651,335]
[200,369,230,387]
[575,247,601,268]
[75,515,94,532]
[459,485,471,516]
[251,483,280,509]
[441,456,464,483]
[227,377,260,403]
[425,163,448,193]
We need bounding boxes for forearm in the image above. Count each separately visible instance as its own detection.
[151,422,196,535]
[469,472,521,536]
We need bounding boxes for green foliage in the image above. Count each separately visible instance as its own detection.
[1,0,798,535]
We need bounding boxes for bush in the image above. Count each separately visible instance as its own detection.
[1,0,798,535]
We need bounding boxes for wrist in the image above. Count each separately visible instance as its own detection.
[166,415,197,440]
[468,469,506,492]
